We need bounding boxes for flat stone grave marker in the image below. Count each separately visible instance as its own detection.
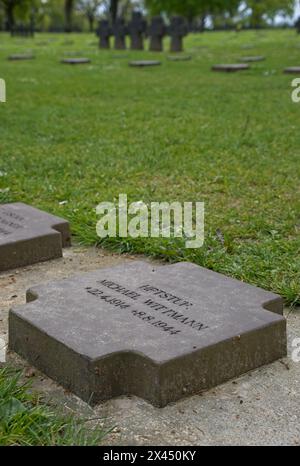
[9,261,286,407]
[284,67,300,74]
[61,58,91,65]
[129,60,161,67]
[240,56,265,62]
[168,55,192,61]
[8,54,35,61]
[0,202,71,272]
[212,64,250,72]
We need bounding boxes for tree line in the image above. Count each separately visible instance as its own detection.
[0,0,296,33]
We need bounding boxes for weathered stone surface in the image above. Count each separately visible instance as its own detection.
[9,261,286,407]
[61,58,91,65]
[8,54,35,61]
[240,56,265,62]
[212,64,250,72]
[129,60,161,67]
[284,67,300,74]
[0,203,71,271]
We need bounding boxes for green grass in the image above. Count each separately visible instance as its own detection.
[0,367,110,445]
[0,30,299,305]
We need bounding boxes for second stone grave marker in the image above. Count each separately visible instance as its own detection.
[0,202,71,271]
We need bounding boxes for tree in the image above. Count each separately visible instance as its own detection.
[145,0,241,29]
[0,0,26,31]
[98,0,141,23]
[109,0,118,23]
[245,0,294,28]
[77,0,102,31]
[64,0,74,31]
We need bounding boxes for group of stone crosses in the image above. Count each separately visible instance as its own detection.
[97,13,188,53]
[6,14,300,74]
[11,24,35,38]
[0,202,286,407]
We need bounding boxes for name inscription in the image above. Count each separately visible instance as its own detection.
[85,279,209,336]
[0,209,25,236]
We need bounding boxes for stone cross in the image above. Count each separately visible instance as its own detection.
[149,16,166,52]
[128,12,147,50]
[11,23,34,37]
[169,16,188,53]
[113,18,127,50]
[98,19,112,49]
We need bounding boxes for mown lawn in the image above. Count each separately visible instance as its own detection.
[0,29,299,305]
[0,367,109,445]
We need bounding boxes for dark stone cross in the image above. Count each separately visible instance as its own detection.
[169,16,188,53]
[148,16,166,52]
[11,22,34,37]
[98,19,112,49]
[113,18,127,50]
[128,12,147,50]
